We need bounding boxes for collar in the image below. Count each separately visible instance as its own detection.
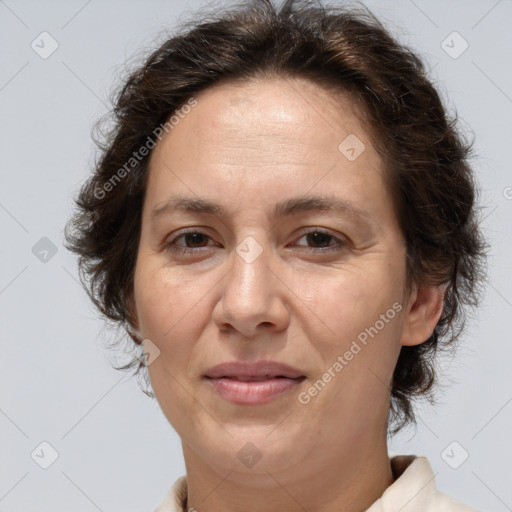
[153,455,468,512]
[365,455,436,511]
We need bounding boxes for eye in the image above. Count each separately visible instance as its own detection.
[163,230,215,254]
[293,228,346,252]
[162,228,346,256]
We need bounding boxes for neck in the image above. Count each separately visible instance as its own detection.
[182,434,393,512]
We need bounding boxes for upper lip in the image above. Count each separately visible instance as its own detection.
[204,360,305,379]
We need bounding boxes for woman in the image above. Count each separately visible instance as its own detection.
[64,0,486,510]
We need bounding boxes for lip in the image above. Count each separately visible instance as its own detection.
[204,360,305,379]
[204,361,306,405]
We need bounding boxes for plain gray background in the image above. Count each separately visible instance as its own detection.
[1,0,511,510]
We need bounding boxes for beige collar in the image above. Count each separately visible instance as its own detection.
[154,455,477,512]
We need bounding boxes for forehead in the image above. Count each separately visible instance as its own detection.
[144,76,392,223]
[192,75,367,144]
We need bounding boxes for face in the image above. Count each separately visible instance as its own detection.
[132,76,415,481]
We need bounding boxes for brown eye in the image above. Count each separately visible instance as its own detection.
[176,232,210,248]
[294,229,346,252]
[163,231,214,254]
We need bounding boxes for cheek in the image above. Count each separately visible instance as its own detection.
[134,267,202,424]
[134,260,197,335]
[301,261,404,345]
[297,259,406,413]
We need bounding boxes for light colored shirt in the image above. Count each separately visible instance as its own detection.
[153,454,480,512]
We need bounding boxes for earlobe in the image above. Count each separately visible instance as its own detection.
[400,284,445,347]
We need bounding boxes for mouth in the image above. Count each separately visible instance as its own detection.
[204,360,305,380]
[211,375,304,381]
[203,361,306,404]
[204,376,306,405]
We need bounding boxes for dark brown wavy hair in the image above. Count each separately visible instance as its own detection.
[64,0,487,436]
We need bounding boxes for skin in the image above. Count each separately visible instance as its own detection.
[130,76,444,512]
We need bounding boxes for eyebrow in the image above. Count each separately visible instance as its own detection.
[150,194,372,222]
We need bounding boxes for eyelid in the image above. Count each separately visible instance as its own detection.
[163,228,216,251]
[292,228,347,252]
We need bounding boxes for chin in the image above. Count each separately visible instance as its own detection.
[195,431,303,476]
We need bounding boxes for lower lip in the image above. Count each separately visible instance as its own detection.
[206,377,305,405]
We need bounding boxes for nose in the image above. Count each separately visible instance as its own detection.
[211,237,290,339]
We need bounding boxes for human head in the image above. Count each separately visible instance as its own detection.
[64,0,486,438]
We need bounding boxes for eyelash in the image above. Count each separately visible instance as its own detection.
[162,228,346,255]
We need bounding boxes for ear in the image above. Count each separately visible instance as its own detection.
[400,284,445,346]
